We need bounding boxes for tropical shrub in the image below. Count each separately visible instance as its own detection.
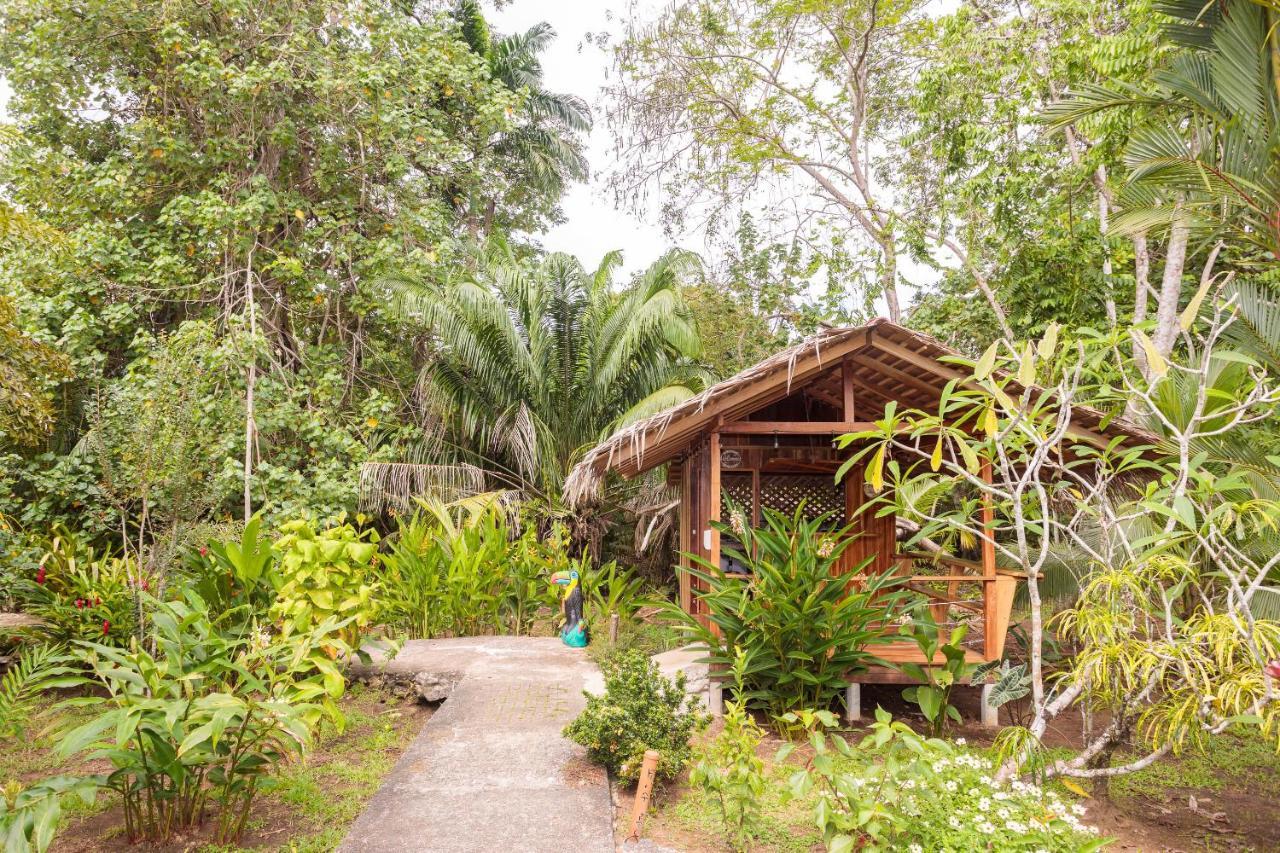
[563,649,706,783]
[186,514,279,623]
[669,506,907,718]
[16,530,141,647]
[898,610,977,736]
[58,592,349,844]
[580,558,645,623]
[781,708,1107,852]
[380,510,547,638]
[689,649,766,852]
[379,508,638,640]
[270,516,380,650]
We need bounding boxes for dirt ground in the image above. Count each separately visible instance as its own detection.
[37,687,433,852]
[616,684,1280,853]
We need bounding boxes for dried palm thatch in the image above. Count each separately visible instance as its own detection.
[358,462,489,514]
[564,318,1161,506]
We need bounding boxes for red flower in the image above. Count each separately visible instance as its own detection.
[1266,660,1280,680]
[95,597,101,606]
[199,546,209,557]
[102,620,110,635]
[75,599,84,609]
[35,566,46,585]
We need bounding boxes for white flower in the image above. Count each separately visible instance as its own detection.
[993,791,1010,801]
[932,759,950,772]
[996,807,1010,820]
[902,779,916,790]
[1005,820,1025,833]
[979,821,996,834]
[949,816,963,830]
[1071,803,1087,817]
[977,797,992,812]
[955,737,967,745]
[944,780,958,792]
[908,845,923,853]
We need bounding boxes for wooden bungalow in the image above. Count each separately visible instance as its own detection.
[566,319,1156,723]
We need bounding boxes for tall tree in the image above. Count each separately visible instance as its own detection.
[607,0,924,321]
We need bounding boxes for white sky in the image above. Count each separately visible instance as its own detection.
[491,0,939,309]
[490,0,688,279]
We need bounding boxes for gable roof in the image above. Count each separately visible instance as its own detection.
[564,318,1160,503]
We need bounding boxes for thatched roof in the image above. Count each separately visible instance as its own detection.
[564,318,1159,505]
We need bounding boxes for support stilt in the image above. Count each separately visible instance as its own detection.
[844,683,861,723]
[708,681,724,716]
[980,684,999,729]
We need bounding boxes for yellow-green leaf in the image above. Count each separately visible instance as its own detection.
[1060,778,1091,798]
[974,342,998,380]
[1133,329,1168,377]
[930,437,943,472]
[1017,342,1036,386]
[867,444,886,492]
[1180,276,1214,330]
[1037,322,1059,360]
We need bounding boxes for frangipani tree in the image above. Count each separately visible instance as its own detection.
[839,295,1280,782]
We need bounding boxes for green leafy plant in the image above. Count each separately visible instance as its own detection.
[780,708,1108,852]
[580,558,644,624]
[380,508,575,639]
[667,505,907,719]
[970,660,1033,726]
[0,644,77,740]
[189,513,279,621]
[898,610,976,737]
[563,649,706,783]
[689,648,766,852]
[270,515,380,650]
[57,591,350,844]
[0,776,102,853]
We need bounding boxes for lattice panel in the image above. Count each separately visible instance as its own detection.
[721,473,753,515]
[760,474,845,524]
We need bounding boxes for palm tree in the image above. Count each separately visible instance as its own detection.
[1046,0,1279,264]
[363,246,706,521]
[453,2,591,234]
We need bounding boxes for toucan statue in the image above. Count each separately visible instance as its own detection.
[550,569,588,648]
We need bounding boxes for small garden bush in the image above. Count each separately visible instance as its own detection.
[563,649,706,783]
[379,507,644,639]
[270,515,381,650]
[16,528,142,647]
[689,649,767,852]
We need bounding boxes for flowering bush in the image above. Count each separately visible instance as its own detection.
[16,529,142,647]
[781,708,1108,852]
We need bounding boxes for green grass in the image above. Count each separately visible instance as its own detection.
[1110,726,1279,801]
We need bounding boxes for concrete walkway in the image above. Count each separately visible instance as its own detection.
[338,636,613,853]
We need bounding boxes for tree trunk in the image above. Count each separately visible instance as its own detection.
[1151,214,1190,361]
[881,234,901,323]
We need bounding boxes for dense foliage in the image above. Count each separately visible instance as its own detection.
[563,649,706,783]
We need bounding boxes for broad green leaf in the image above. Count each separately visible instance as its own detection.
[974,342,998,380]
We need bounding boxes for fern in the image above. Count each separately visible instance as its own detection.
[0,645,75,740]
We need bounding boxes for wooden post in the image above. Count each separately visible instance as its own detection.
[980,460,998,660]
[627,750,661,841]
[842,356,856,420]
[709,430,721,572]
[609,612,619,644]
